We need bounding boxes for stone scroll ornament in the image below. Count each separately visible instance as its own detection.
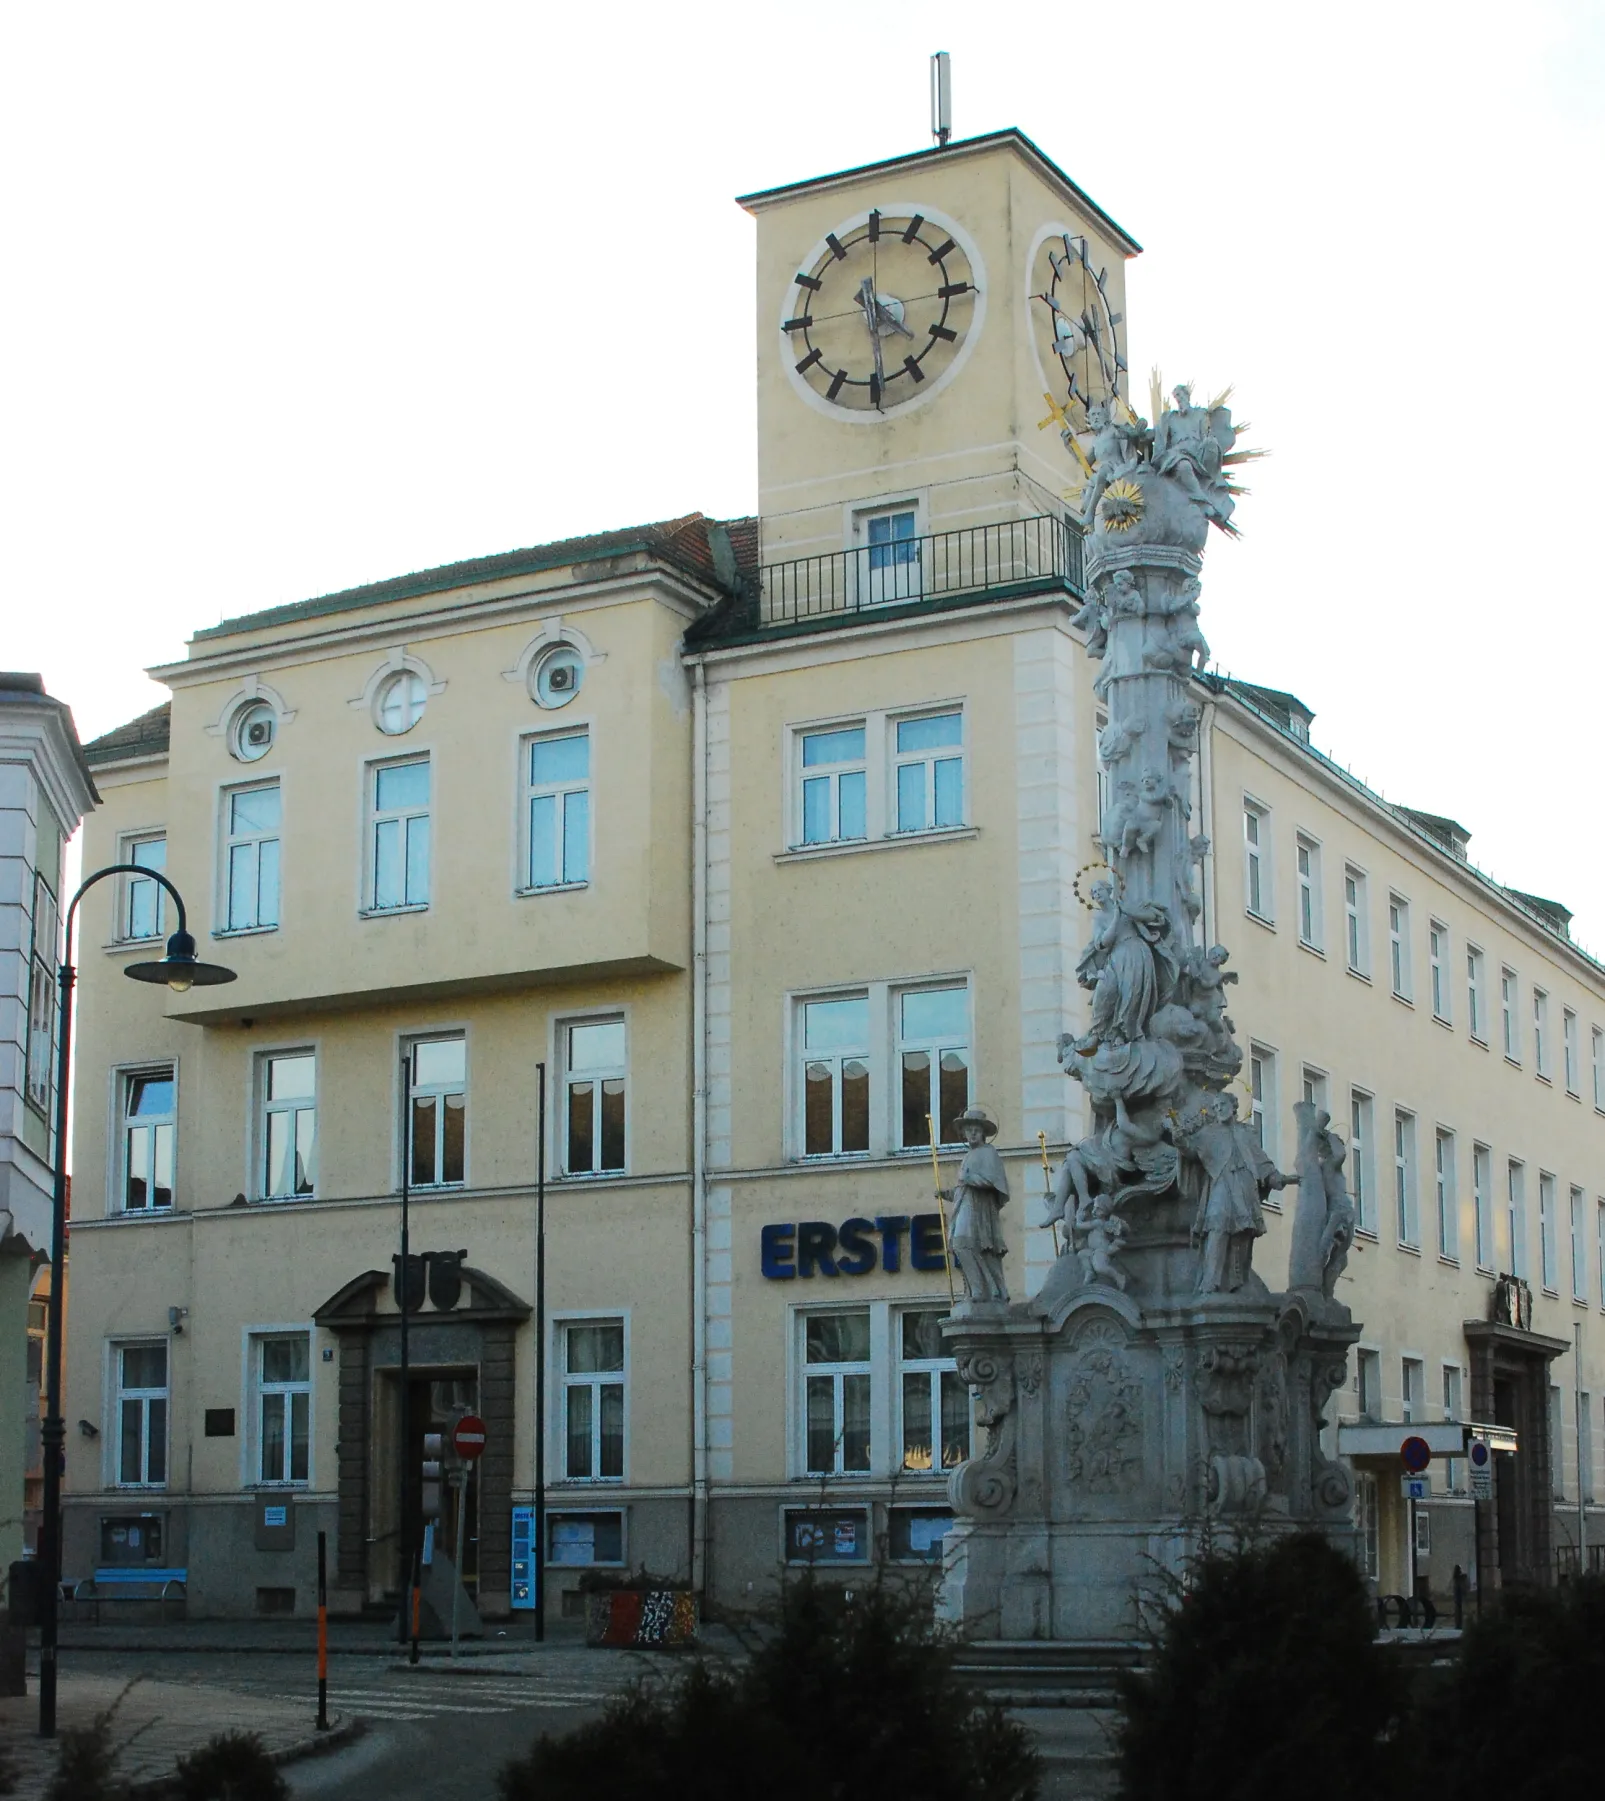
[1033,370,1305,1297]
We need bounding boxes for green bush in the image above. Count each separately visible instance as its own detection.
[1115,1532,1403,1801]
[1402,1574,1605,1800]
[45,1714,127,1801]
[173,1730,288,1801]
[498,1576,1039,1801]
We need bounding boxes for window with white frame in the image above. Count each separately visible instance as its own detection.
[1467,947,1488,1043]
[1473,1143,1493,1269]
[121,1068,175,1212]
[1295,836,1321,948]
[1442,1364,1465,1490]
[222,782,281,932]
[1401,1357,1425,1423]
[1533,989,1550,1079]
[560,1319,625,1481]
[1388,895,1411,999]
[375,669,427,735]
[1598,1199,1605,1308]
[25,873,57,1115]
[121,835,167,941]
[1249,1045,1277,1158]
[860,506,921,605]
[1350,1090,1375,1234]
[1500,967,1519,1060]
[1428,921,1449,1022]
[254,1333,311,1484]
[1539,1172,1558,1292]
[893,712,964,834]
[262,1052,316,1200]
[1301,1066,1328,1112]
[798,724,867,846]
[1594,1027,1605,1110]
[407,1036,465,1187]
[802,993,871,1157]
[1355,1347,1382,1420]
[114,1342,168,1487]
[1354,1469,1380,1581]
[1394,1109,1418,1247]
[1507,1159,1527,1278]
[1344,868,1368,974]
[897,985,970,1149]
[1435,1129,1458,1261]
[1570,1185,1586,1302]
[525,731,590,889]
[1582,1394,1595,1503]
[368,759,430,911]
[897,1309,971,1474]
[1550,1385,1564,1496]
[802,1310,872,1476]
[562,1018,626,1175]
[1243,801,1270,921]
[1563,1008,1580,1096]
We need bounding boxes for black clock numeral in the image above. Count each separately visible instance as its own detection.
[926,237,956,264]
[825,233,847,260]
[795,272,822,291]
[902,215,924,242]
[869,374,882,407]
[783,316,813,332]
[937,282,970,298]
[867,210,881,242]
[827,369,848,401]
[796,348,823,374]
[928,323,957,342]
[903,356,925,384]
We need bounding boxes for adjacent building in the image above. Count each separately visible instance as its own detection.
[63,131,1604,1620]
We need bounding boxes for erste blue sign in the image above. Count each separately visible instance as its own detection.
[761,1214,947,1280]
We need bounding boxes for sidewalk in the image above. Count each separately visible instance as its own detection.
[0,1674,353,1800]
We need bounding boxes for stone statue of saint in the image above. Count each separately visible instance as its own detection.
[942,1106,1011,1306]
[1179,1093,1290,1293]
[1289,1101,1357,1299]
[1074,880,1175,1046]
[1150,384,1237,529]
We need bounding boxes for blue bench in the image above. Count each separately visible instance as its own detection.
[67,1568,187,1622]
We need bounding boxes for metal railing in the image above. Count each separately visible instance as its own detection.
[755,515,1083,630]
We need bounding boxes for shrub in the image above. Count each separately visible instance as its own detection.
[1114,1531,1403,1801]
[498,1575,1039,1801]
[45,1713,127,1801]
[1402,1574,1605,1800]
[173,1730,288,1801]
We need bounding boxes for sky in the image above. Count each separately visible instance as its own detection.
[3,1,1602,949]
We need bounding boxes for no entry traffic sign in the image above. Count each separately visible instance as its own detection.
[1401,1435,1432,1474]
[452,1415,488,1461]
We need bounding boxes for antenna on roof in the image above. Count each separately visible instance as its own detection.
[930,52,952,147]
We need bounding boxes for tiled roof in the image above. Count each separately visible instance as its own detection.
[1,671,98,791]
[192,513,758,644]
[83,703,171,767]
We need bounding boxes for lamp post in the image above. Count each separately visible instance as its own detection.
[37,864,235,1737]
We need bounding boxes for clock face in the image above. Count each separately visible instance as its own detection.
[783,206,982,416]
[1028,226,1126,420]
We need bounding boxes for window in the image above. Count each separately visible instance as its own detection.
[1539,1173,1558,1292]
[1428,921,1449,1022]
[1295,837,1321,948]
[1356,1348,1382,1420]
[1350,1091,1375,1234]
[548,1511,623,1565]
[1467,947,1488,1043]
[1501,968,1519,1061]
[407,1036,465,1187]
[255,1334,310,1484]
[1301,1067,1329,1112]
[897,1310,970,1474]
[262,1052,316,1200]
[375,670,427,735]
[1388,895,1411,999]
[1249,1045,1276,1156]
[1533,990,1550,1079]
[1598,1200,1605,1308]
[1354,1470,1380,1581]
[1394,1109,1418,1247]
[1442,1365,1465,1490]
[893,713,964,834]
[802,995,870,1157]
[1563,1009,1579,1095]
[897,986,970,1149]
[1507,1160,1527,1278]
[1571,1186,1587,1301]
[1435,1130,1458,1261]
[121,1069,175,1212]
[889,1506,955,1563]
[803,1311,871,1476]
[115,1343,168,1487]
[1595,1028,1605,1110]
[1473,1143,1493,1270]
[1243,801,1270,921]
[863,507,920,605]
[784,1507,870,1565]
[1401,1357,1424,1424]
[1582,1395,1595,1503]
[25,873,57,1115]
[525,731,590,889]
[369,759,430,911]
[798,725,867,846]
[1344,868,1368,974]
[223,783,281,931]
[561,1320,625,1481]
[563,1019,626,1175]
[1550,1385,1564,1496]
[121,836,167,941]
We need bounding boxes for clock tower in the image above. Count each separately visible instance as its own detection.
[738,129,1141,567]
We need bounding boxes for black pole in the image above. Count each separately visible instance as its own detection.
[1473,1494,1484,1619]
[397,1049,411,1644]
[534,1062,547,1642]
[315,1530,329,1731]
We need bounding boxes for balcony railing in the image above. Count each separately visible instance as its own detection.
[753,515,1084,632]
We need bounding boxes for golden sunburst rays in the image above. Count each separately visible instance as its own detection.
[1097,477,1145,533]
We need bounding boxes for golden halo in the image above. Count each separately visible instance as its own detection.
[1098,478,1145,533]
[1073,860,1120,910]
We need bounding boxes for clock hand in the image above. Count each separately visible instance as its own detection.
[874,298,914,342]
[856,277,888,397]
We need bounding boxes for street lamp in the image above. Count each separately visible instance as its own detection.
[37,864,234,1736]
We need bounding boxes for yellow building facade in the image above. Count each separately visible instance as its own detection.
[65,131,1604,1620]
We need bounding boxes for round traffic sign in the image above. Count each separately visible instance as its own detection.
[1401,1435,1432,1474]
[452,1414,488,1460]
[1468,1438,1491,1469]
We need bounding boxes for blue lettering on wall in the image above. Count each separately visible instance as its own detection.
[796,1221,839,1278]
[910,1214,946,1271]
[761,1223,796,1280]
[874,1215,909,1273]
[835,1218,877,1276]
[761,1214,948,1278]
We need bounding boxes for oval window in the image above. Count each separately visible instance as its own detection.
[532,645,584,709]
[376,670,428,735]
[231,701,277,762]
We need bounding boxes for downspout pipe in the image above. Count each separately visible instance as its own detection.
[690,657,711,1598]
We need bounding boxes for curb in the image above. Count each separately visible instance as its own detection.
[125,1717,365,1799]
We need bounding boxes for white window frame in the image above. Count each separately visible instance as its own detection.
[1343,866,1369,976]
[1354,1469,1380,1581]
[851,500,924,606]
[521,726,591,893]
[797,1306,875,1479]
[558,1014,628,1177]
[1467,946,1488,1045]
[1562,1008,1580,1097]
[1300,1066,1329,1114]
[1394,1108,1418,1248]
[895,1306,973,1477]
[1401,1356,1425,1424]
[1350,1090,1375,1235]
[405,1033,467,1189]
[893,982,972,1152]
[118,1064,177,1214]
[249,1329,313,1487]
[1533,988,1551,1080]
[1249,1044,1278,1162]
[260,1049,317,1201]
[786,703,969,853]
[1594,1027,1605,1112]
[1388,894,1412,1000]
[220,779,281,934]
[365,755,431,914]
[890,708,966,837]
[555,1313,628,1485]
[1539,1171,1558,1293]
[1598,1198,1605,1309]
[1428,920,1450,1023]
[111,1340,169,1489]
[1435,1128,1458,1262]
[1355,1347,1383,1421]
[1243,798,1271,923]
[1507,1159,1527,1279]
[1295,835,1321,949]
[1500,967,1519,1062]
[1570,1184,1586,1303]
[118,832,168,943]
[1441,1363,1465,1491]
[1473,1142,1493,1271]
[24,872,58,1117]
